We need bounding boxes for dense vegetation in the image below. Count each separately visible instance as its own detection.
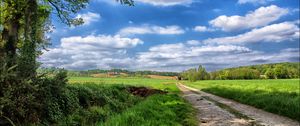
[184,79,300,121]
[180,65,210,81]
[0,0,134,125]
[181,62,299,81]
[66,77,197,126]
[100,94,197,126]
[50,84,142,125]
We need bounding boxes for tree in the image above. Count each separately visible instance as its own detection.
[1,0,134,71]
[188,68,198,82]
[0,0,134,124]
[197,65,209,80]
[265,68,275,79]
[274,65,289,79]
[180,65,210,82]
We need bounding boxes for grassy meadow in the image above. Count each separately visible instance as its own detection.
[65,77,197,126]
[69,77,179,92]
[183,79,300,121]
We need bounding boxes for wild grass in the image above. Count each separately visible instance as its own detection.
[184,79,300,121]
[99,94,197,126]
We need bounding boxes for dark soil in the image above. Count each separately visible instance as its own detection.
[127,87,167,97]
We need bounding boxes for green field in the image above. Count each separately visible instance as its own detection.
[69,77,178,92]
[66,77,197,126]
[183,79,300,121]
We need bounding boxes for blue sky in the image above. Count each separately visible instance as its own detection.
[40,0,300,72]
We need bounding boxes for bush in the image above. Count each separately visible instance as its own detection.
[57,84,142,125]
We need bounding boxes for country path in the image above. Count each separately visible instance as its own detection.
[177,83,300,126]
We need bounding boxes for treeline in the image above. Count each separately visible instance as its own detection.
[181,62,299,81]
[180,65,210,82]
[38,68,179,77]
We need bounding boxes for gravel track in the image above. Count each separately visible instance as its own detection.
[177,83,300,126]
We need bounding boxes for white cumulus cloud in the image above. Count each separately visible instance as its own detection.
[193,26,215,32]
[238,0,274,5]
[40,34,143,70]
[204,21,299,44]
[60,35,143,49]
[118,25,185,36]
[209,5,288,31]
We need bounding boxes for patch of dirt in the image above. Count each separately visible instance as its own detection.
[127,87,167,97]
[147,75,176,80]
[178,83,300,126]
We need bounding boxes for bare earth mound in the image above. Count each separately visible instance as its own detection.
[127,87,167,97]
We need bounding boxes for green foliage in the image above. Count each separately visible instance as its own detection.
[0,59,41,124]
[273,65,289,79]
[180,65,209,82]
[0,0,135,125]
[185,79,300,121]
[211,67,262,80]
[57,84,143,125]
[182,62,299,80]
[100,94,197,126]
[226,68,260,79]
[265,68,275,79]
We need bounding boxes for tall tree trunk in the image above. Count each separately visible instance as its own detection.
[2,1,22,68]
[18,0,38,78]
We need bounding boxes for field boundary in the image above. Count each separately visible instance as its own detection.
[178,83,300,126]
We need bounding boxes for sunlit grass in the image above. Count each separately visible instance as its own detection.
[69,77,179,92]
[99,94,197,126]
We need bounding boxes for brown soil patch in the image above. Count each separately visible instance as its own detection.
[90,73,108,78]
[127,87,167,97]
[147,75,176,80]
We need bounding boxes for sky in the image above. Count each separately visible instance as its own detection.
[40,0,300,72]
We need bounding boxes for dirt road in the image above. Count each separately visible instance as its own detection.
[177,83,300,126]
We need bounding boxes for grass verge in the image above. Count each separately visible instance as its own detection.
[99,94,197,126]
